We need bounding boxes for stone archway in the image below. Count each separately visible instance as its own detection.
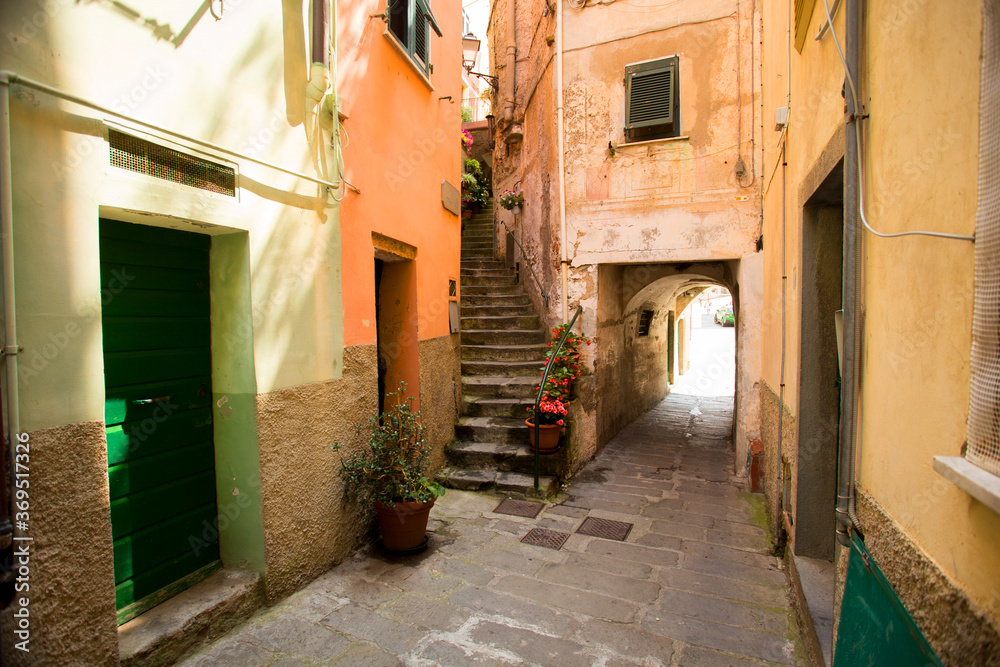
[594,259,761,475]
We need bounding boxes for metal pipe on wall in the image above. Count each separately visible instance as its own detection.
[836,0,863,546]
[556,0,568,322]
[0,77,24,552]
[503,0,516,122]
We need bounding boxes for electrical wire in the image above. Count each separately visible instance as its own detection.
[821,0,975,242]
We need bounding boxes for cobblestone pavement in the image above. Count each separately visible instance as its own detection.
[178,394,807,666]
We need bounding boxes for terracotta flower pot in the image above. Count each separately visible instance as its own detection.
[374,499,435,551]
[525,419,561,453]
[462,210,473,219]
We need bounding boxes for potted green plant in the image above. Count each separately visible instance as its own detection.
[498,189,525,215]
[333,382,445,552]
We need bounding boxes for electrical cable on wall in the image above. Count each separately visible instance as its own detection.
[821,0,975,242]
[735,0,756,188]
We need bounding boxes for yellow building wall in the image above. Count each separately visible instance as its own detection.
[761,0,1000,653]
[859,0,999,619]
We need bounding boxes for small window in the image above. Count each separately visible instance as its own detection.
[387,0,441,76]
[625,56,680,142]
[637,310,654,337]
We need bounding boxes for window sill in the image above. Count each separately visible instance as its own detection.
[933,456,1000,515]
[383,30,435,92]
[620,135,690,148]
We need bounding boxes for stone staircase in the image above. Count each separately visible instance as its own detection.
[437,206,563,497]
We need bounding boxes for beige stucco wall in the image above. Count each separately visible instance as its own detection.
[257,345,377,604]
[0,422,118,666]
[490,0,764,469]
[760,0,1000,647]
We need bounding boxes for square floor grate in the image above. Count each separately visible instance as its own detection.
[575,517,633,541]
[520,528,570,550]
[494,498,545,519]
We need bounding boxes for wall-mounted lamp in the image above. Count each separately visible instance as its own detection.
[462,33,499,93]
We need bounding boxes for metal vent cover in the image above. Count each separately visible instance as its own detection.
[109,129,236,197]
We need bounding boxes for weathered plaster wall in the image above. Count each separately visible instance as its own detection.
[256,345,378,604]
[489,0,763,470]
[0,422,118,666]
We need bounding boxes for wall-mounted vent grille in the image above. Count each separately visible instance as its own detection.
[109,129,236,197]
[637,310,654,337]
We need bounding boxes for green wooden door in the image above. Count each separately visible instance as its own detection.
[99,219,220,624]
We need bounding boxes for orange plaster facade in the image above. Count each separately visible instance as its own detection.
[336,0,463,401]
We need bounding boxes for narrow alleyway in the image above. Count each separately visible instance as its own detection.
[178,396,804,666]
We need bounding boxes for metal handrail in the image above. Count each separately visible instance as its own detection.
[531,305,583,492]
[498,218,549,311]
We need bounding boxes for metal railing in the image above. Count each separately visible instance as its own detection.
[531,305,583,491]
[498,218,549,312]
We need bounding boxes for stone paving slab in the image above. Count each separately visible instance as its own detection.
[176,394,809,666]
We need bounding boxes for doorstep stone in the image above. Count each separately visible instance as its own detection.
[118,568,263,667]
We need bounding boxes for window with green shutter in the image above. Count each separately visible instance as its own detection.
[387,0,442,76]
[624,56,680,142]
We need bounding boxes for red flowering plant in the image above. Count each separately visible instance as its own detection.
[527,323,591,426]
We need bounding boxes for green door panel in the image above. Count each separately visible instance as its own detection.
[112,504,219,583]
[103,348,212,387]
[108,441,215,500]
[100,289,210,318]
[101,317,211,352]
[99,219,213,249]
[104,376,211,424]
[834,535,942,667]
[105,407,214,465]
[109,470,217,538]
[101,263,209,293]
[100,218,219,623]
[114,546,220,611]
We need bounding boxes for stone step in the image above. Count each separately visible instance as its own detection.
[460,267,512,277]
[461,329,547,346]
[436,467,558,499]
[445,441,565,476]
[461,343,549,362]
[460,303,536,317]
[461,258,506,269]
[462,375,538,398]
[461,314,539,330]
[461,293,531,307]
[461,284,525,297]
[462,249,493,258]
[460,276,518,288]
[462,359,541,377]
[462,396,536,418]
[457,416,530,444]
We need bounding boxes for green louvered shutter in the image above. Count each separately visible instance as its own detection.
[625,56,680,141]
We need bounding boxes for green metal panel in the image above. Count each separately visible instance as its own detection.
[834,535,943,667]
[99,218,219,622]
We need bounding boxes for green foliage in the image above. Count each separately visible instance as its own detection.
[332,382,445,507]
[461,172,478,189]
[461,105,473,122]
[463,158,481,176]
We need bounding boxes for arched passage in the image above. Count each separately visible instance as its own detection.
[595,259,761,473]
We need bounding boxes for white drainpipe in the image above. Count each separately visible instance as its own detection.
[0,76,23,544]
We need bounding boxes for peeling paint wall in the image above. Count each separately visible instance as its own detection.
[489,0,763,470]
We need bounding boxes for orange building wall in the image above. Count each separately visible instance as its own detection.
[337,0,463,367]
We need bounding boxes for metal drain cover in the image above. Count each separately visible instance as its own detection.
[576,517,633,541]
[521,528,570,550]
[494,498,545,519]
